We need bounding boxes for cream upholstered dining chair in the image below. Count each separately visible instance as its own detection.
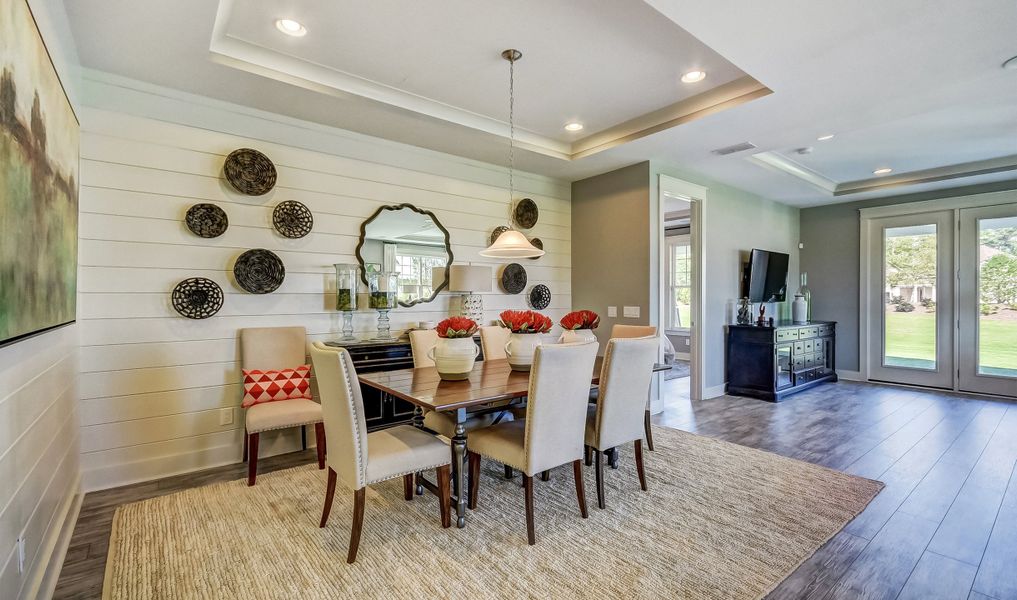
[608,323,658,452]
[408,329,512,439]
[479,325,510,360]
[309,342,452,563]
[240,327,324,487]
[466,342,599,545]
[585,336,659,509]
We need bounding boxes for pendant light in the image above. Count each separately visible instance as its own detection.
[479,49,545,260]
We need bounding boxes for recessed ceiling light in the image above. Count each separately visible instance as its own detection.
[681,70,707,83]
[873,167,893,175]
[564,122,584,132]
[817,134,835,141]
[275,19,307,37]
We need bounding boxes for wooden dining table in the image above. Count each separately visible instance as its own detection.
[358,357,671,528]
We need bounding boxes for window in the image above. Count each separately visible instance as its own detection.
[394,246,447,303]
[666,234,691,332]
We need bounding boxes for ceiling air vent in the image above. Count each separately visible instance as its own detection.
[711,142,757,156]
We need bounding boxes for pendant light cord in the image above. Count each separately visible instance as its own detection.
[508,53,515,208]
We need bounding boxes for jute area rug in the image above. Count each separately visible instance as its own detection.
[103,427,882,600]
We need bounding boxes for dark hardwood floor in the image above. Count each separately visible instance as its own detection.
[54,379,1017,599]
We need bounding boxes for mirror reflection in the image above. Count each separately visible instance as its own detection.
[358,205,451,307]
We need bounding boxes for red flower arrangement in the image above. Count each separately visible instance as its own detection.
[499,310,553,334]
[436,316,478,339]
[560,310,600,331]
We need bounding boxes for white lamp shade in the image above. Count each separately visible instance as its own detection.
[448,264,492,292]
[478,229,545,259]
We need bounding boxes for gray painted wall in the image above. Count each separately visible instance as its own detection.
[571,162,652,351]
[799,180,1017,372]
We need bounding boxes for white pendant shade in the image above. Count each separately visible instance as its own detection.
[479,229,545,259]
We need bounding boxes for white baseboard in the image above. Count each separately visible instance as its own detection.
[28,474,82,600]
[704,383,727,399]
[837,369,865,381]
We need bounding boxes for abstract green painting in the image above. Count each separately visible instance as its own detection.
[0,0,78,345]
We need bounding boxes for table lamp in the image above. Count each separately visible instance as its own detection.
[447,265,492,323]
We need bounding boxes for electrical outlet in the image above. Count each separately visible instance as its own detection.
[219,407,234,426]
[607,306,617,318]
[623,306,640,318]
[17,536,25,574]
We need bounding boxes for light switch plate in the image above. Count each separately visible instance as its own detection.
[623,306,640,318]
[219,408,234,426]
[607,306,617,318]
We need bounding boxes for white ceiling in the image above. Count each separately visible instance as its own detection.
[64,0,1017,206]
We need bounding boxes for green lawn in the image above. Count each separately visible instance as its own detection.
[885,311,1017,374]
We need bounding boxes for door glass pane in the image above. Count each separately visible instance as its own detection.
[977,216,1017,377]
[883,224,937,369]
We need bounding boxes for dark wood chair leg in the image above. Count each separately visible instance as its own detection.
[594,448,606,509]
[541,470,550,481]
[314,423,326,469]
[320,467,337,527]
[572,459,588,518]
[437,465,451,528]
[403,473,415,501]
[242,428,248,462]
[468,452,481,510]
[584,445,592,466]
[347,488,366,564]
[504,464,513,480]
[635,439,648,491]
[644,409,655,451]
[246,432,260,486]
[608,447,619,470]
[523,474,536,545]
[301,425,307,451]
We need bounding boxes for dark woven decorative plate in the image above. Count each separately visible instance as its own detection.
[528,284,551,310]
[171,278,224,319]
[234,249,285,294]
[223,148,277,196]
[514,198,539,229]
[185,203,228,238]
[272,200,313,238]
[528,237,543,260]
[490,225,511,246]
[500,263,527,294]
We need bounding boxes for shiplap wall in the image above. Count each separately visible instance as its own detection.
[77,84,572,491]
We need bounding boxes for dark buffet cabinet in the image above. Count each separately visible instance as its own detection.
[324,336,484,430]
[725,320,837,402]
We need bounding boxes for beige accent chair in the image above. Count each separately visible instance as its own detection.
[241,327,324,487]
[408,329,512,439]
[309,343,451,563]
[608,324,658,453]
[466,342,599,545]
[585,336,659,509]
[479,325,510,360]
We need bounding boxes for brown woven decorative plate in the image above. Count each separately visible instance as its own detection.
[223,148,277,196]
[500,263,527,294]
[272,201,313,239]
[185,203,229,238]
[528,284,551,310]
[234,249,285,294]
[513,198,538,229]
[528,237,543,260]
[171,278,224,319]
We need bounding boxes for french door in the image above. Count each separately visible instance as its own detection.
[866,211,954,388]
[958,204,1017,397]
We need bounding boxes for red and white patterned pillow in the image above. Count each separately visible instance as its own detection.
[242,365,312,408]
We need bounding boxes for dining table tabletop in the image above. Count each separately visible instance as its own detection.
[357,357,671,528]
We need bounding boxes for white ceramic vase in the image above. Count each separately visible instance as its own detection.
[504,332,542,371]
[792,294,808,324]
[560,329,597,344]
[429,337,479,381]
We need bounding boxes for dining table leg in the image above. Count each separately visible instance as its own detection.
[451,408,468,528]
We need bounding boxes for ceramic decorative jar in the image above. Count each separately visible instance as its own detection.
[431,317,479,381]
[558,309,600,344]
[792,294,808,324]
[499,310,553,371]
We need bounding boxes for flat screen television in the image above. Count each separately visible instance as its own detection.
[744,249,789,303]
